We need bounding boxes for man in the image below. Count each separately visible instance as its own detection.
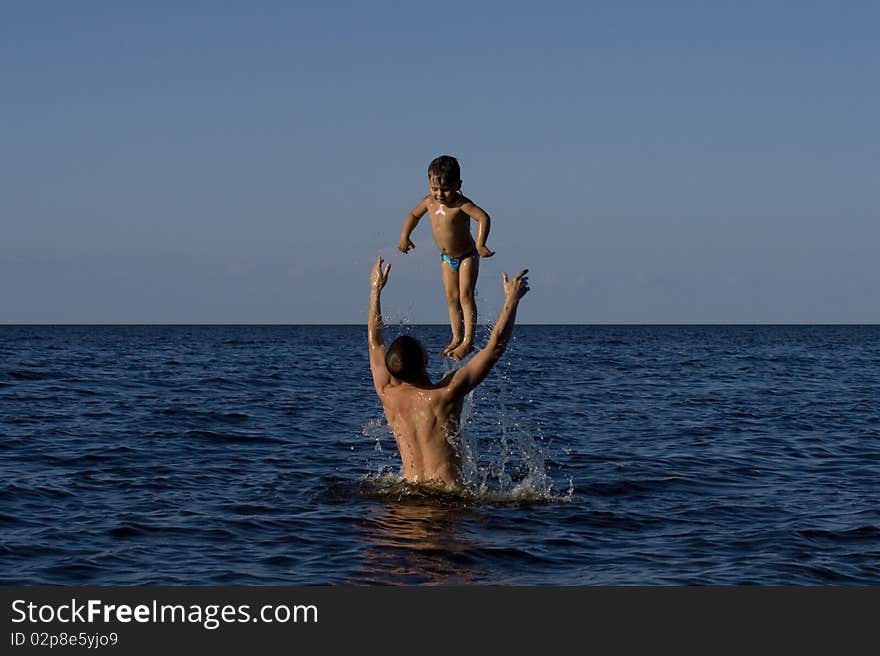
[368,255,530,489]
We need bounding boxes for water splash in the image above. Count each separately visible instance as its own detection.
[459,353,560,500]
[359,473,560,507]
[360,417,398,478]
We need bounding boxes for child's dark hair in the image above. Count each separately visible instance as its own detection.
[385,335,427,383]
[428,155,461,183]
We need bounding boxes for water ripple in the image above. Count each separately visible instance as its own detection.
[1,325,879,584]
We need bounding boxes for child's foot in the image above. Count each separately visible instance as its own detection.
[448,341,474,361]
[440,339,462,358]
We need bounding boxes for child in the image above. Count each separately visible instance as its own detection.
[397,155,495,360]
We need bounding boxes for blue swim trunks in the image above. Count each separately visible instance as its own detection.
[441,250,477,271]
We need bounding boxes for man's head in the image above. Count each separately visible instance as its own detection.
[427,155,461,205]
[385,335,428,383]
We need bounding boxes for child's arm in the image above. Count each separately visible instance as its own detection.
[368,256,392,395]
[460,200,495,257]
[398,197,429,253]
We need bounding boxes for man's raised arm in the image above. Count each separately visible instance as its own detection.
[448,269,530,395]
[368,256,392,392]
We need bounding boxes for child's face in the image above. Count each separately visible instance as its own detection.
[428,176,460,205]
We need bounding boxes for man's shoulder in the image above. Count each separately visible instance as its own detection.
[432,369,475,401]
[386,378,457,400]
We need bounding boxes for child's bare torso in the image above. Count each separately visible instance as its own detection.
[425,194,476,259]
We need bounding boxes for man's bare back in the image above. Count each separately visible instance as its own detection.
[368,256,529,489]
[376,377,465,486]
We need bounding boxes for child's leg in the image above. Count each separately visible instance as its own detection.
[440,259,463,356]
[449,256,479,361]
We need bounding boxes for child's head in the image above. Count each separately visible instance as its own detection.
[428,155,461,185]
[427,155,461,204]
[385,335,428,383]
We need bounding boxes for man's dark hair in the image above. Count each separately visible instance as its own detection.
[385,335,427,383]
[428,155,461,183]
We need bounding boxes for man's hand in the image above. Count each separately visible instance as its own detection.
[502,269,529,301]
[398,238,415,254]
[371,256,391,291]
[477,245,495,258]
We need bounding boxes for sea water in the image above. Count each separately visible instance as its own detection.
[1,325,879,584]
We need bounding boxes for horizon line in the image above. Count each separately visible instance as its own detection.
[2,323,878,328]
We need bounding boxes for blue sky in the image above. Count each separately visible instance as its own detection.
[2,1,877,323]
